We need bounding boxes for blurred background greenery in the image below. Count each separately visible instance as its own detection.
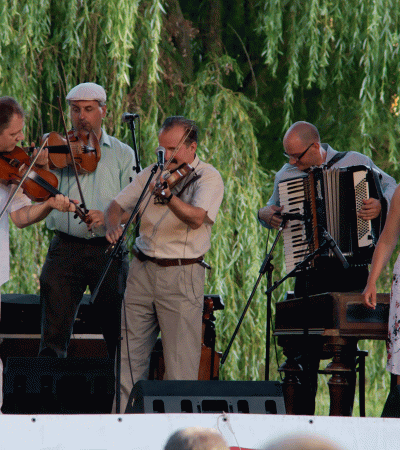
[2,0,400,417]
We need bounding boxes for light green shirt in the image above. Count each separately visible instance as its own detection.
[46,129,136,238]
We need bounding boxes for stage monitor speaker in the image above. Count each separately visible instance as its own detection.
[125,380,285,414]
[381,385,400,418]
[3,357,115,414]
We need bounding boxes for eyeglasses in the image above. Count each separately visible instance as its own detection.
[284,142,315,162]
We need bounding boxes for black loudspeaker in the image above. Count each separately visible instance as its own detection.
[3,357,115,414]
[125,380,285,414]
[382,385,400,418]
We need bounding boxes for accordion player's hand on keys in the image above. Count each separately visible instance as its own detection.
[259,205,283,229]
[358,197,381,221]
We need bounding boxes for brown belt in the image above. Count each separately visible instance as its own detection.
[133,245,204,267]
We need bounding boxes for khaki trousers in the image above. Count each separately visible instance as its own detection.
[119,257,204,413]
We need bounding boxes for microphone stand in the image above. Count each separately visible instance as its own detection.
[221,219,336,383]
[126,118,141,174]
[221,216,289,370]
[90,162,160,413]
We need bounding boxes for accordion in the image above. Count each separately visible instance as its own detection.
[278,165,386,274]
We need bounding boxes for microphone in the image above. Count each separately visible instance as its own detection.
[322,230,350,269]
[121,112,140,123]
[280,213,305,221]
[156,146,165,170]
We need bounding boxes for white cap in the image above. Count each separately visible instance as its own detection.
[66,82,106,103]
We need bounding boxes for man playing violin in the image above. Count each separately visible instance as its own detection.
[0,96,75,409]
[105,116,224,412]
[38,83,137,360]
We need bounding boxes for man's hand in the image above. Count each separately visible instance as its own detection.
[258,205,284,229]
[104,200,126,244]
[86,210,105,230]
[358,198,381,221]
[32,144,49,169]
[151,176,172,203]
[105,225,124,244]
[47,194,76,212]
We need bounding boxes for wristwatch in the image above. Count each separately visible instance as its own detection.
[165,193,173,203]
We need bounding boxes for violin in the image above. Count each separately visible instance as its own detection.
[0,146,89,222]
[37,129,101,174]
[162,163,194,189]
[154,163,194,204]
[198,296,222,381]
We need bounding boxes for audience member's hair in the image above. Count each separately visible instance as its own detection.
[164,427,229,450]
[263,433,345,450]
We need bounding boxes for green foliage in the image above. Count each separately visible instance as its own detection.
[2,0,400,417]
[183,56,274,380]
[7,221,52,294]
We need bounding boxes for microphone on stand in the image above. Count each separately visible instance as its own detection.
[121,112,140,123]
[322,230,350,269]
[156,146,165,170]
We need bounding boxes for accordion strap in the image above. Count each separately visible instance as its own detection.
[371,167,387,233]
[325,151,349,169]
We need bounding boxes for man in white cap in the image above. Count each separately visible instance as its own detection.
[38,82,137,362]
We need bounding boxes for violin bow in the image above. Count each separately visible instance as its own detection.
[0,138,49,222]
[163,126,193,172]
[57,96,89,216]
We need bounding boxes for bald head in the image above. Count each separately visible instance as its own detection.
[282,121,324,170]
[164,427,229,450]
[283,122,320,148]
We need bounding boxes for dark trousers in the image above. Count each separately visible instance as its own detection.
[39,233,129,359]
[292,259,368,414]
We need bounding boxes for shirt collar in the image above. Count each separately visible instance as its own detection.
[321,143,338,164]
[191,154,200,169]
[99,128,111,147]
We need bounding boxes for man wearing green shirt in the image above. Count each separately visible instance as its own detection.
[38,82,137,359]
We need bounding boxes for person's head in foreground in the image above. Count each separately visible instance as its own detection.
[164,426,229,450]
[263,433,345,450]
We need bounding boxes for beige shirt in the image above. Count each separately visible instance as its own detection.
[115,155,224,259]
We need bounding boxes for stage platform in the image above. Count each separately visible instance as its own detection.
[0,413,399,450]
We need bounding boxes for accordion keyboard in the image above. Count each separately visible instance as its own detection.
[278,177,310,273]
[277,165,379,275]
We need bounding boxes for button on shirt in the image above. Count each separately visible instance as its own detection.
[115,155,224,259]
[45,129,136,238]
[0,185,31,286]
